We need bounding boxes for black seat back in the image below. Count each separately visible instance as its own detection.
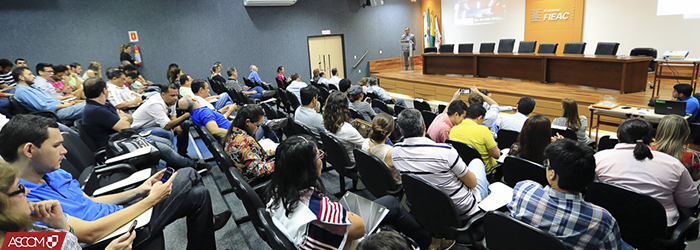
[518,41,537,53]
[286,91,300,110]
[484,211,568,250]
[401,174,461,239]
[75,119,100,152]
[497,39,516,53]
[502,156,548,188]
[497,129,520,150]
[630,48,658,72]
[597,135,618,151]
[445,139,482,165]
[421,111,437,128]
[371,99,394,116]
[292,120,318,140]
[594,42,620,55]
[440,44,454,53]
[320,132,354,176]
[353,149,402,199]
[242,77,256,88]
[61,132,98,172]
[479,43,496,53]
[551,127,577,141]
[257,208,296,250]
[413,99,431,112]
[424,47,438,53]
[394,105,406,116]
[9,96,29,115]
[349,109,363,121]
[563,42,586,54]
[458,43,474,54]
[274,77,284,89]
[538,43,558,54]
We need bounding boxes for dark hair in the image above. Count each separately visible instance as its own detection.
[617,118,654,160]
[319,71,325,78]
[673,83,693,99]
[69,62,80,69]
[517,97,536,115]
[369,113,395,142]
[331,68,338,76]
[121,63,136,72]
[191,79,207,94]
[464,104,486,119]
[323,92,351,133]
[544,139,596,192]
[290,73,300,81]
[517,115,551,163]
[226,66,237,77]
[125,71,139,79]
[265,135,325,217]
[467,93,484,106]
[168,63,179,69]
[357,230,411,250]
[0,115,59,162]
[83,77,107,99]
[52,65,67,74]
[167,68,181,83]
[35,63,52,74]
[14,58,25,64]
[226,105,265,140]
[300,85,319,106]
[0,59,12,68]
[446,100,468,116]
[11,67,30,83]
[369,77,378,86]
[339,79,351,93]
[480,89,491,96]
[159,83,179,93]
[179,74,190,85]
[106,69,124,80]
[276,66,284,73]
[396,108,424,138]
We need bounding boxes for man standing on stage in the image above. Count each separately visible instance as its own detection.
[401,27,416,70]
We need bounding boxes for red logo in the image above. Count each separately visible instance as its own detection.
[2,232,66,250]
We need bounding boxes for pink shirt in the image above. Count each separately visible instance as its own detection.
[427,113,453,143]
[595,143,699,226]
[49,80,65,91]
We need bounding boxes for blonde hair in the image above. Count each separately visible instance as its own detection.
[0,164,33,239]
[358,77,369,87]
[652,115,690,162]
[561,98,581,130]
[119,44,131,53]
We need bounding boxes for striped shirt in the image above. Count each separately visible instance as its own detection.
[392,137,480,220]
[508,181,630,250]
[0,71,14,86]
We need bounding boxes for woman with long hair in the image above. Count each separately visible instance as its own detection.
[265,135,447,250]
[595,118,699,227]
[362,113,401,185]
[651,114,700,180]
[223,104,274,183]
[510,114,558,163]
[210,62,226,83]
[323,91,366,163]
[119,44,134,65]
[552,98,593,145]
[312,68,320,83]
[82,61,102,80]
[0,164,134,249]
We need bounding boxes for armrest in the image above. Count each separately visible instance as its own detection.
[93,148,107,164]
[92,168,151,196]
[104,145,153,165]
[669,217,699,242]
[93,208,153,244]
[260,98,277,105]
[94,163,136,174]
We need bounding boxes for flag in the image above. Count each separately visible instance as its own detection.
[434,15,442,49]
[423,12,429,48]
[429,12,436,47]
[426,8,433,47]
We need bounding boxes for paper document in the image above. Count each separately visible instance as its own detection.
[497,148,510,163]
[258,139,279,152]
[478,182,514,211]
[339,192,389,237]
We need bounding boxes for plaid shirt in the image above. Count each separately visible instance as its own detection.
[508,181,631,250]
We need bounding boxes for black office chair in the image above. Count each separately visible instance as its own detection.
[438,104,447,113]
[353,149,403,199]
[551,127,577,141]
[440,44,454,53]
[421,110,437,128]
[630,48,658,72]
[402,174,485,247]
[320,132,360,196]
[563,42,586,54]
[257,208,296,250]
[349,109,364,121]
[445,139,483,165]
[594,42,620,55]
[597,135,618,151]
[413,99,432,112]
[484,211,568,250]
[518,41,537,53]
[501,156,548,188]
[497,39,516,53]
[274,77,286,89]
[458,43,474,54]
[538,43,559,54]
[9,96,64,123]
[394,105,406,117]
[285,91,301,110]
[584,181,699,250]
[328,84,338,91]
[371,98,394,116]
[242,77,258,88]
[497,129,520,150]
[74,119,101,153]
[424,47,438,53]
[479,43,496,53]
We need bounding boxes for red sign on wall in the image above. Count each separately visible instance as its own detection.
[128,31,139,42]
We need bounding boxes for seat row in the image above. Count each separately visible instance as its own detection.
[426,39,625,55]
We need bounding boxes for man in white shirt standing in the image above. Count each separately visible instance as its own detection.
[285,73,307,104]
[131,84,192,157]
[106,69,144,109]
[328,68,342,90]
[498,96,535,132]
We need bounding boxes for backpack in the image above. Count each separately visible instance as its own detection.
[106,129,161,167]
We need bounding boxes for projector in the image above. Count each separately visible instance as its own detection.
[662,51,689,60]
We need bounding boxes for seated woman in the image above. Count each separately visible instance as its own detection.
[223,105,274,183]
[510,114,561,164]
[651,115,700,180]
[348,86,375,122]
[323,91,367,164]
[265,135,450,250]
[0,164,134,250]
[595,118,700,227]
[552,98,593,145]
[361,113,401,185]
[276,66,291,88]
[82,61,102,81]
[211,62,226,84]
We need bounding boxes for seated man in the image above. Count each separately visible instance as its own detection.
[339,78,352,94]
[328,68,342,90]
[0,114,231,248]
[0,58,15,87]
[33,63,73,100]
[498,96,535,132]
[509,139,633,250]
[125,71,157,93]
[317,71,330,89]
[180,97,234,139]
[12,66,85,121]
[294,85,324,140]
[226,66,272,100]
[50,65,77,96]
[82,77,210,170]
[392,108,484,220]
[366,77,406,107]
[106,69,145,109]
[179,74,195,98]
[285,73,307,104]
[672,83,700,120]
[131,84,191,157]
[449,105,500,173]
[191,79,235,111]
[427,99,467,143]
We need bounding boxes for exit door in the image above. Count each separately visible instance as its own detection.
[308,35,345,79]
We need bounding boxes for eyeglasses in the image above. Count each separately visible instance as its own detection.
[7,184,25,197]
[543,160,552,171]
[315,150,325,161]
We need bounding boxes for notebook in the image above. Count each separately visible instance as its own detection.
[654,100,687,116]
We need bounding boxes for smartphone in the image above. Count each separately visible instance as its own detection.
[128,220,138,234]
[459,88,470,94]
[161,167,175,183]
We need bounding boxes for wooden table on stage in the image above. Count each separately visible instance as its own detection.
[652,58,700,97]
[587,105,690,141]
[422,53,652,94]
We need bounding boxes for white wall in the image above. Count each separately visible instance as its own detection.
[440,0,700,56]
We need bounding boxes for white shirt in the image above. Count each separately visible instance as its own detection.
[179,86,195,98]
[131,94,175,130]
[34,76,62,98]
[0,113,9,129]
[318,77,330,88]
[193,96,215,110]
[333,122,367,164]
[329,76,342,89]
[285,81,308,104]
[498,112,528,132]
[107,82,140,107]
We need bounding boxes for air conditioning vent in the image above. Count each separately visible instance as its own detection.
[243,0,297,7]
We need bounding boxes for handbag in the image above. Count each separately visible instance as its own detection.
[350,118,372,138]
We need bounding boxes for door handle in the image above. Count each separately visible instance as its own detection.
[328,54,331,70]
[323,55,326,72]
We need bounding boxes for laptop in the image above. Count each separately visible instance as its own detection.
[654,100,687,116]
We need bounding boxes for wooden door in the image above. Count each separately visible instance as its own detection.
[308,35,345,79]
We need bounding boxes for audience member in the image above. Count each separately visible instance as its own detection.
[126,71,157,93]
[131,84,191,157]
[672,83,700,120]
[509,139,633,250]
[317,71,330,89]
[0,59,15,87]
[247,65,267,85]
[222,104,274,183]
[13,67,85,121]
[552,98,593,145]
[467,85,499,134]
[210,62,226,84]
[311,68,320,83]
[179,97,235,139]
[275,66,291,87]
[357,77,369,94]
[357,230,411,250]
[449,104,500,172]
[285,73,307,104]
[191,79,234,111]
[66,62,83,88]
[15,58,27,68]
[81,61,102,81]
[119,44,135,65]
[498,96,536,132]
[339,78,352,94]
[328,68,342,90]
[366,77,407,107]
[179,74,194,97]
[510,115,559,164]
[166,67,181,85]
[226,66,271,100]
[427,99,467,143]
[362,113,401,185]
[393,108,482,220]
[294,85,324,140]
[34,63,71,99]
[348,85,375,122]
[323,91,366,164]
[106,69,145,109]
[595,118,700,227]
[651,115,700,180]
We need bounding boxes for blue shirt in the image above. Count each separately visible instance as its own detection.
[14,84,62,112]
[248,71,263,84]
[508,181,632,250]
[20,169,123,221]
[190,107,231,131]
[682,96,700,120]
